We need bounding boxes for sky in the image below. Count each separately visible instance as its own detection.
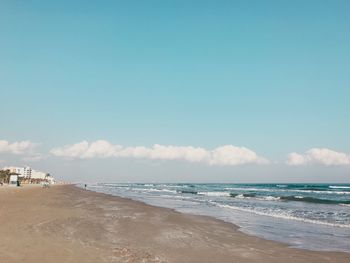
[0,0,349,183]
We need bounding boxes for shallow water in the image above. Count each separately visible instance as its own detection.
[82,183,350,253]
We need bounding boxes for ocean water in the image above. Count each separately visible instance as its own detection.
[83,183,350,253]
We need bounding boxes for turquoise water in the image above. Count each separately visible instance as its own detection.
[84,183,350,253]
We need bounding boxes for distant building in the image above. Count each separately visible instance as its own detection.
[31,170,55,183]
[1,166,55,184]
[9,175,20,186]
[46,176,55,184]
[2,166,32,178]
[31,170,48,180]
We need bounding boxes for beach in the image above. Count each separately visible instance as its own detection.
[0,185,349,263]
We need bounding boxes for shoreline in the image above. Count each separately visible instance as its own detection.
[85,183,350,253]
[1,185,349,262]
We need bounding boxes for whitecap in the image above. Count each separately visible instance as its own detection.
[197,191,231,197]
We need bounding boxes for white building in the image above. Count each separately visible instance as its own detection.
[2,166,32,178]
[9,175,19,186]
[31,170,48,180]
[46,176,55,184]
[30,169,55,184]
[1,166,55,184]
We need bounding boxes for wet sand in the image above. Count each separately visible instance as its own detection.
[0,184,349,262]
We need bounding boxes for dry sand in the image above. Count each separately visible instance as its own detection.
[0,185,349,263]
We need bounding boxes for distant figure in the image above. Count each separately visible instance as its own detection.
[84,184,87,189]
[41,182,50,188]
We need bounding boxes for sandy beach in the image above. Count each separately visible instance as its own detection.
[0,185,349,263]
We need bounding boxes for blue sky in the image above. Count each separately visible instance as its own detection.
[0,1,349,182]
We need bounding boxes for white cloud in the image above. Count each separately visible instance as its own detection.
[50,140,268,166]
[0,140,37,155]
[50,141,89,158]
[210,145,269,166]
[286,152,306,166]
[159,145,209,162]
[287,148,350,166]
[84,140,122,158]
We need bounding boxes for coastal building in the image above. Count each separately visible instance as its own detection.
[46,176,55,184]
[31,170,48,180]
[31,169,56,184]
[1,166,55,184]
[2,166,32,178]
[9,175,20,186]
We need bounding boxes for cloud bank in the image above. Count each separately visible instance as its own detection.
[4,139,348,167]
[50,140,269,166]
[287,148,350,166]
[0,140,37,155]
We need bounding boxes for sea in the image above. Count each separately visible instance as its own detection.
[82,183,350,253]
